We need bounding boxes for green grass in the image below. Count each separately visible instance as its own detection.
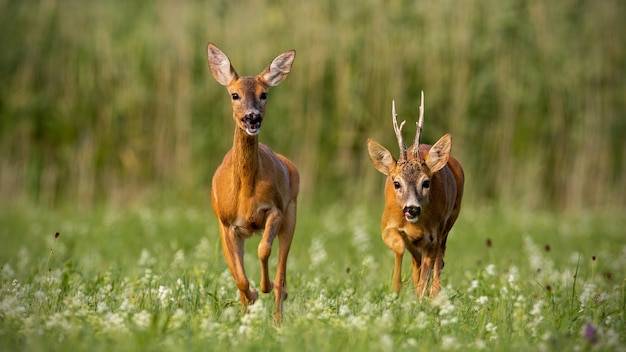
[1,0,625,210]
[1,203,624,351]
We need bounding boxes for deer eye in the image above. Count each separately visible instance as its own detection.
[422,180,430,189]
[393,181,401,190]
[260,92,268,100]
[231,93,240,100]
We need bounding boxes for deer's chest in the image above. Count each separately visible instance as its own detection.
[213,182,274,237]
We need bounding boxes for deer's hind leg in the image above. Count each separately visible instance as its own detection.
[273,201,296,323]
[258,208,282,294]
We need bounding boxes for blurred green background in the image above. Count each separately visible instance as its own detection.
[1,0,624,211]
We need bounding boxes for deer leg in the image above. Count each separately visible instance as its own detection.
[273,202,296,323]
[416,252,434,297]
[411,255,421,294]
[258,208,281,294]
[430,235,449,297]
[430,247,444,297]
[382,228,405,293]
[220,223,258,310]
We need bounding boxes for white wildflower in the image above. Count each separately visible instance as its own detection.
[578,284,597,307]
[103,312,127,333]
[239,299,264,336]
[347,315,367,330]
[339,304,351,317]
[415,311,429,330]
[433,291,456,317]
[485,322,497,340]
[476,296,488,305]
[1,264,15,278]
[485,264,496,276]
[441,316,459,326]
[172,249,185,268]
[380,334,393,350]
[474,339,487,350]
[309,238,328,267]
[507,266,519,290]
[468,280,479,292]
[0,296,26,319]
[442,336,459,350]
[169,308,186,330]
[530,300,544,316]
[362,255,378,270]
[96,302,109,314]
[351,225,371,253]
[157,285,172,307]
[132,310,152,330]
[138,249,156,267]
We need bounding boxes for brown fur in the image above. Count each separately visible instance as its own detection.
[368,107,464,298]
[207,43,298,323]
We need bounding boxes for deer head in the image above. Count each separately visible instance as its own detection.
[207,43,296,136]
[368,93,451,223]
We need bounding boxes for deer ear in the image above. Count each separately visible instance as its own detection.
[207,43,238,86]
[259,50,296,87]
[367,139,397,176]
[425,134,451,173]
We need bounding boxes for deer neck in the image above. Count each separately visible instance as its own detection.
[231,126,260,192]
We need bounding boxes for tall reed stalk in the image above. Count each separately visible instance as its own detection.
[0,0,624,211]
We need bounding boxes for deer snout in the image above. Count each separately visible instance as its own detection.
[403,205,421,222]
[242,111,263,136]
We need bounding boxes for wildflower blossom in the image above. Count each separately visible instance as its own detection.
[103,312,127,334]
[485,322,497,341]
[169,308,186,330]
[579,284,597,308]
[468,280,479,292]
[309,238,327,267]
[157,285,172,307]
[414,311,429,330]
[351,225,371,253]
[172,249,185,268]
[380,334,393,350]
[138,249,156,267]
[582,323,598,345]
[507,266,519,290]
[442,336,459,350]
[239,300,265,336]
[133,310,152,330]
[484,264,496,276]
[1,264,15,278]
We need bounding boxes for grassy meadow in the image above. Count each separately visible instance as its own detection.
[1,203,625,351]
[1,1,625,351]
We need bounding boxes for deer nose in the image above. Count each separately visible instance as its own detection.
[243,112,262,124]
[403,205,421,218]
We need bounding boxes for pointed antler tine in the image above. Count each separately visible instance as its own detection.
[413,91,425,158]
[392,100,407,161]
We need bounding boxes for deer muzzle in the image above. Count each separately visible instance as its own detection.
[403,205,421,223]
[242,112,263,136]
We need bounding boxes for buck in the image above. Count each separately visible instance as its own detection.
[367,92,464,297]
[207,43,298,322]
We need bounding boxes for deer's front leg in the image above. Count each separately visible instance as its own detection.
[220,223,258,309]
[258,208,281,294]
[382,227,405,293]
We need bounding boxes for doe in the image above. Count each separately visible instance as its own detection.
[207,43,298,322]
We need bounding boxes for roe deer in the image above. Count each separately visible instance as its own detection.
[207,43,298,322]
[367,92,464,297]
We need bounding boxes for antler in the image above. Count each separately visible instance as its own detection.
[392,100,408,161]
[412,91,425,159]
